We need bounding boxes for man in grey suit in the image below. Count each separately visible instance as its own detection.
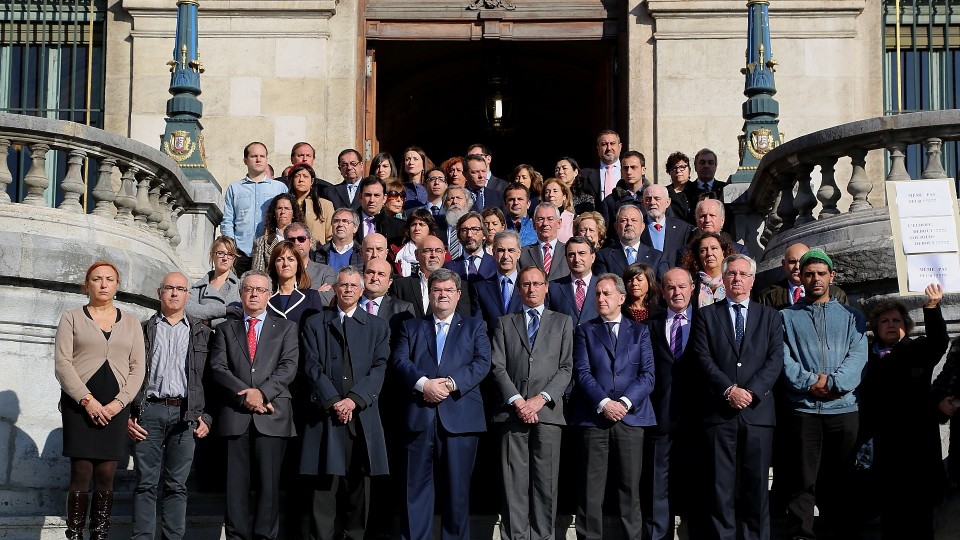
[284,222,335,305]
[490,266,573,540]
[361,257,416,331]
[519,202,569,281]
[209,270,299,540]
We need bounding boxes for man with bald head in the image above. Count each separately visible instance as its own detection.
[361,232,389,263]
[128,272,214,540]
[596,204,668,280]
[756,242,848,309]
[694,198,749,256]
[389,235,471,318]
[640,184,692,268]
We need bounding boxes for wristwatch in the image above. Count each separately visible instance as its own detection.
[444,378,455,391]
[79,394,92,406]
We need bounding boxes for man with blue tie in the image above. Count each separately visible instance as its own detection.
[568,273,655,540]
[323,149,364,211]
[471,230,525,333]
[547,236,599,326]
[595,204,668,280]
[443,211,497,283]
[465,153,504,213]
[691,254,784,540]
[390,268,492,540]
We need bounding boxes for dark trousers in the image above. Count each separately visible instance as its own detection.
[641,428,695,540]
[786,411,859,540]
[701,418,773,540]
[224,427,287,540]
[234,253,252,276]
[576,423,644,540]
[311,421,370,540]
[131,402,196,540]
[498,422,562,540]
[402,420,479,540]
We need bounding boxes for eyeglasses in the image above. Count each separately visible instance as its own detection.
[459,227,483,234]
[420,248,446,255]
[335,283,362,290]
[670,164,689,172]
[275,207,293,214]
[241,286,270,294]
[519,281,546,288]
[386,190,406,200]
[286,235,309,244]
[723,271,754,279]
[430,287,458,294]
[339,161,361,169]
[160,286,189,293]
[214,251,236,259]
[332,218,355,225]
[427,176,447,183]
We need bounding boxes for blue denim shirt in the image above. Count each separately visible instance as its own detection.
[221,177,287,256]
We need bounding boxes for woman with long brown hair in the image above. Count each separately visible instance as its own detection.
[680,232,735,308]
[251,193,304,272]
[287,162,334,244]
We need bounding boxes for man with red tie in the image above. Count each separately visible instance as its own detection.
[519,203,570,282]
[640,184,693,268]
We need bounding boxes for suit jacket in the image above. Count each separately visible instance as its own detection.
[355,212,404,246]
[267,287,325,326]
[690,300,784,426]
[489,309,573,425]
[682,180,727,223]
[389,274,472,319]
[299,308,390,476]
[568,317,656,427]
[469,186,505,213]
[547,275,599,326]
[390,314,492,434]
[323,182,362,212]
[595,244,668,281]
[598,186,644,230]
[312,241,363,268]
[368,293,417,336]
[645,311,701,433]
[488,174,508,194]
[668,189,691,223]
[471,274,524,334]
[579,167,603,204]
[306,260,336,306]
[443,251,498,284]
[519,241,571,281]
[209,313,299,438]
[754,279,849,310]
[640,216,694,268]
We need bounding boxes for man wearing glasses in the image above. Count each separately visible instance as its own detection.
[128,272,213,540]
[209,270,299,540]
[443,211,496,283]
[324,149,364,211]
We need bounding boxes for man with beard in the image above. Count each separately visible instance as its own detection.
[640,184,692,268]
[443,211,497,283]
[595,204,667,280]
[438,185,474,258]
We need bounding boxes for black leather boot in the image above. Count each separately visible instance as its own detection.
[65,491,89,540]
[88,491,113,540]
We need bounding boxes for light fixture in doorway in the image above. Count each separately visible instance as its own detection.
[484,75,513,134]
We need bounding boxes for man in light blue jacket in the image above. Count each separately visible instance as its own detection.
[781,249,867,540]
[221,142,287,274]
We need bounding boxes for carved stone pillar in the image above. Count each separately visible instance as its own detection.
[921,138,948,179]
[886,142,911,182]
[147,175,164,230]
[22,144,51,207]
[816,156,841,218]
[134,171,154,226]
[0,139,12,204]
[775,171,797,230]
[793,164,817,226]
[59,149,87,214]
[114,164,139,223]
[846,147,873,212]
[92,158,118,218]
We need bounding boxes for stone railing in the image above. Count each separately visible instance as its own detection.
[746,110,960,249]
[0,112,221,277]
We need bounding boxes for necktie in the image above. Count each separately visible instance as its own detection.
[654,223,663,232]
[733,304,745,347]
[670,313,685,360]
[365,216,375,235]
[575,279,586,313]
[366,299,376,315]
[449,228,462,259]
[501,277,511,311]
[792,286,803,304]
[604,164,616,199]
[475,188,485,210]
[347,183,357,202]
[436,321,448,363]
[468,255,479,276]
[606,320,618,350]
[542,243,552,274]
[527,309,540,348]
[246,318,259,362]
[431,205,439,216]
[625,247,636,265]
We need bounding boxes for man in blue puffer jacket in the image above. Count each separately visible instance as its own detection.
[781,249,867,540]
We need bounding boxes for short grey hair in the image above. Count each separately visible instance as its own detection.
[596,272,626,295]
[444,185,475,208]
[615,203,643,221]
[240,269,273,289]
[336,265,365,288]
[493,229,522,249]
[534,201,561,219]
[284,221,311,239]
[428,267,462,291]
[721,253,757,275]
[333,207,361,227]
[695,198,725,218]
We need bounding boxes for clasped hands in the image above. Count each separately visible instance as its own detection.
[809,374,841,401]
[84,397,122,427]
[602,400,629,422]
[331,398,356,424]
[513,395,547,424]
[238,388,274,414]
[726,385,753,410]
[423,378,451,404]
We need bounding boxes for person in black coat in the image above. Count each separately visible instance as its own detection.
[860,283,949,540]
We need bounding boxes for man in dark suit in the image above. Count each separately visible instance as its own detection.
[567,273,655,540]
[390,235,471,318]
[361,257,416,330]
[323,149,364,211]
[642,268,699,540]
[693,198,748,255]
[443,211,497,283]
[354,177,404,245]
[599,150,648,228]
[435,186,472,254]
[209,270,299,540]
[489,266,573,540]
[690,254,784,540]
[595,204,668,280]
[682,148,727,222]
[519,203,570,281]
[755,242,848,309]
[466,143,507,193]
[314,208,363,270]
[299,266,390,540]
[471,230,525,334]
[579,130,622,204]
[547,236,600,326]
[390,268,492,540]
[465,153,504,212]
[641,184,693,268]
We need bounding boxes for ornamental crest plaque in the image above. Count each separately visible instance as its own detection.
[163,130,196,162]
[747,128,778,160]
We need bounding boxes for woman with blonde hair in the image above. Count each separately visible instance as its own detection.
[573,211,607,251]
[541,177,575,242]
[186,236,244,326]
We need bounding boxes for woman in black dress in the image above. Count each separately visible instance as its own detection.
[54,261,145,540]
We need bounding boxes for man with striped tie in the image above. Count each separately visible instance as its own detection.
[519,203,570,282]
